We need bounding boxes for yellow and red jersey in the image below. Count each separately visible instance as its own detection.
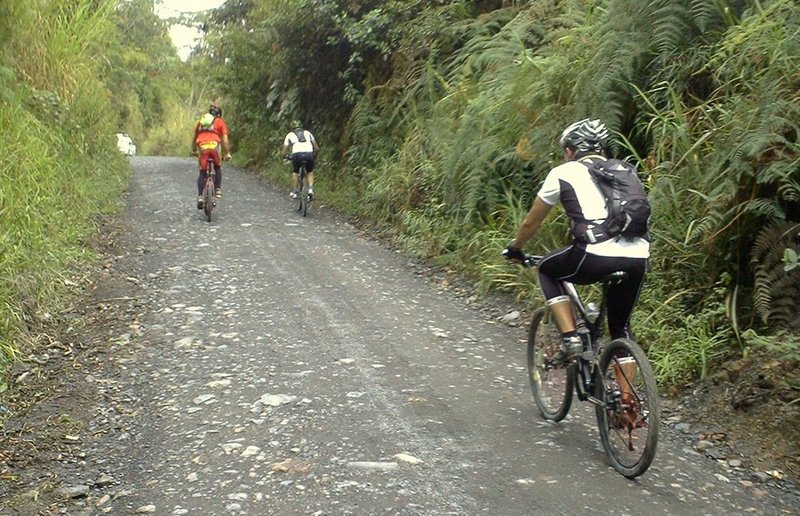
[195,129,221,147]
[194,116,228,142]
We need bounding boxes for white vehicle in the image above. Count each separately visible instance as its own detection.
[116,133,137,156]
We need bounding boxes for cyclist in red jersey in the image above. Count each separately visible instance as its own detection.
[192,103,231,206]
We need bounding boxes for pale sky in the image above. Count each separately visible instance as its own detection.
[155,0,227,60]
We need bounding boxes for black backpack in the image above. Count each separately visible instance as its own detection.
[293,129,307,143]
[572,157,651,243]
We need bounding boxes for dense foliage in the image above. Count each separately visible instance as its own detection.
[0,0,193,385]
[207,0,799,385]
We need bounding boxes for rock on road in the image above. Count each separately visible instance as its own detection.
[40,157,800,515]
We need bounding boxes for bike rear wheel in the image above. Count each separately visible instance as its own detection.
[295,167,305,215]
[595,338,659,478]
[203,175,214,222]
[527,309,574,421]
[300,183,308,217]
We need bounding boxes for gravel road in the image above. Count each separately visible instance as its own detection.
[12,156,798,515]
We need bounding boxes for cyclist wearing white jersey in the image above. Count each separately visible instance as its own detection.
[503,119,649,363]
[282,120,319,200]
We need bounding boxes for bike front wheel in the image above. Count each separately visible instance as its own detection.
[527,309,574,421]
[594,338,659,478]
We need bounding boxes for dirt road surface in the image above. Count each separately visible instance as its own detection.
[2,157,799,515]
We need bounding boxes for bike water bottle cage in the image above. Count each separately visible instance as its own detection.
[546,295,571,306]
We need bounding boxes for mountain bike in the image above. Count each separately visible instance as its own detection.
[521,255,659,478]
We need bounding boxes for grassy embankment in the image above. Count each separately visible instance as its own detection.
[0,1,144,389]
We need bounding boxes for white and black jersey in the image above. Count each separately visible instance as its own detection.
[537,158,649,258]
[283,130,317,155]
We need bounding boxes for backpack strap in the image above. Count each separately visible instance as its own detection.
[571,157,618,244]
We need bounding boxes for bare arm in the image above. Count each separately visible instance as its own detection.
[510,196,553,249]
[222,134,231,158]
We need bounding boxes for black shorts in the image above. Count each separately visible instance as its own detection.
[538,244,647,339]
[291,152,315,173]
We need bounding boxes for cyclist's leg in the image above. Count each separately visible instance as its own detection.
[537,246,585,359]
[290,155,301,196]
[613,355,637,403]
[213,159,222,196]
[306,172,315,200]
[538,245,585,334]
[305,155,315,189]
[197,170,206,195]
[197,153,208,196]
[197,165,207,209]
[605,257,647,340]
[544,296,575,333]
[197,152,209,196]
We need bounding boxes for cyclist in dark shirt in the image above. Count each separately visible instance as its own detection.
[503,119,649,361]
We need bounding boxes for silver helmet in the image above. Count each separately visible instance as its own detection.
[558,118,609,154]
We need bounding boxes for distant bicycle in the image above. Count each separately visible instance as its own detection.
[520,254,659,478]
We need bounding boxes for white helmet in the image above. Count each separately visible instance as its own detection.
[559,118,609,154]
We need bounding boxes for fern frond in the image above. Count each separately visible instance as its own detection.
[652,3,692,57]
[750,221,800,328]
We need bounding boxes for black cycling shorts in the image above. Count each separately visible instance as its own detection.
[291,152,315,173]
[538,244,647,340]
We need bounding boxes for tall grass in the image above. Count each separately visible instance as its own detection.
[0,0,129,382]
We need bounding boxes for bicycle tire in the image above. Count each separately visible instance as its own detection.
[300,183,308,217]
[295,166,305,214]
[203,176,214,222]
[527,308,574,421]
[594,338,659,478]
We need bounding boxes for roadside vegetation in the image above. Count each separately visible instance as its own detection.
[0,0,197,391]
[203,0,799,390]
